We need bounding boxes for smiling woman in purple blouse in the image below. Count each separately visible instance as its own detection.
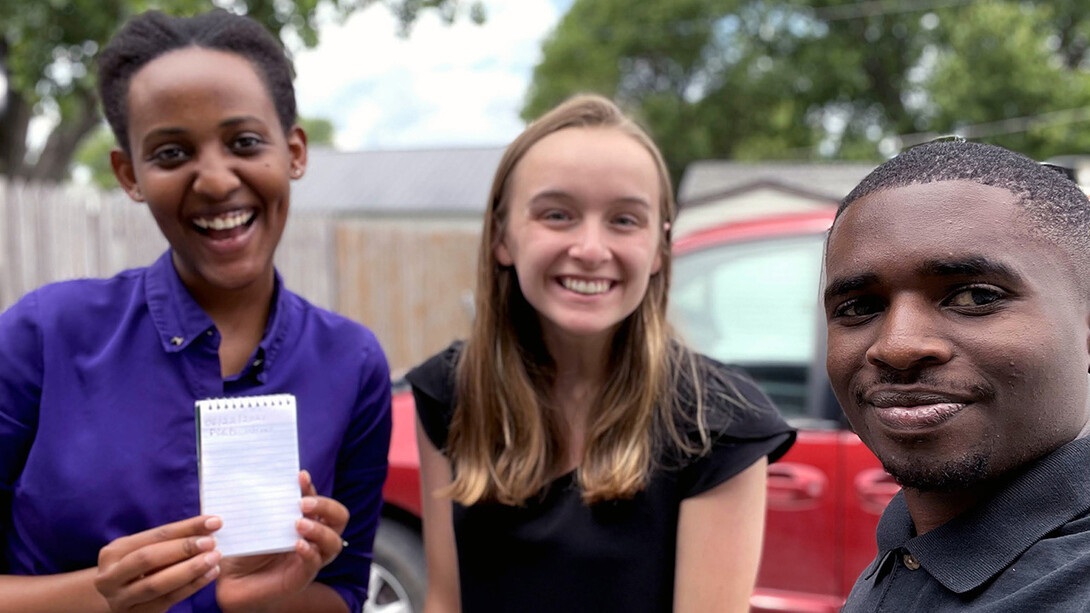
[0,10,390,613]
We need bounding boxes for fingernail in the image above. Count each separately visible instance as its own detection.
[300,497,318,513]
[205,551,222,566]
[204,565,220,580]
[298,517,315,534]
[195,537,215,551]
[204,516,222,530]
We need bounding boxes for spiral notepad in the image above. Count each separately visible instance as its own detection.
[196,394,301,557]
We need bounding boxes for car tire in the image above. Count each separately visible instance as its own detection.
[364,518,426,613]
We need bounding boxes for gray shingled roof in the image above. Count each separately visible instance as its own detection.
[679,160,876,205]
[291,148,880,214]
[291,146,506,215]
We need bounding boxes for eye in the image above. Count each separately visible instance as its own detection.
[944,285,1006,310]
[612,213,642,228]
[541,209,572,223]
[149,144,189,167]
[831,296,884,320]
[230,133,265,154]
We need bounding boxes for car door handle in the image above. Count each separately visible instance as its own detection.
[854,468,901,514]
[766,463,827,509]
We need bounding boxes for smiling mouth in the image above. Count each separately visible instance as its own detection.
[865,391,971,432]
[191,209,256,238]
[559,277,614,295]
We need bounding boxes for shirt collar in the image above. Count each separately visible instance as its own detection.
[145,251,215,352]
[144,250,293,373]
[873,436,1090,594]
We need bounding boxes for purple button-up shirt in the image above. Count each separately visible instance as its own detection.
[0,250,391,612]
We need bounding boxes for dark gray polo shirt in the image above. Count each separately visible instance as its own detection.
[843,436,1090,612]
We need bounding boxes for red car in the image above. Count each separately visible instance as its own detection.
[365,210,897,613]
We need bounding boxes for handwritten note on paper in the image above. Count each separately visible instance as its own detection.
[196,394,301,557]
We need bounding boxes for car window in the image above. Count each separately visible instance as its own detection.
[669,234,826,419]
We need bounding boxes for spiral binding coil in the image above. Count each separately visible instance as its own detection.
[197,394,294,410]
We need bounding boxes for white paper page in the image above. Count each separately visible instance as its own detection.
[197,394,301,557]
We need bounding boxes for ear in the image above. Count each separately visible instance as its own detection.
[110,149,144,202]
[1086,310,1090,374]
[495,239,513,267]
[651,221,670,275]
[287,125,308,180]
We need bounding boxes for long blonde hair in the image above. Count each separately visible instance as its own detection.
[447,94,717,505]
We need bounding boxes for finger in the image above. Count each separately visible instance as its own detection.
[97,523,221,594]
[300,496,349,533]
[111,535,218,587]
[100,516,221,566]
[299,470,316,495]
[297,517,345,566]
[295,536,326,572]
[139,562,221,613]
[115,549,222,609]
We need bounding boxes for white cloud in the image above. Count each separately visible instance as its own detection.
[293,0,564,151]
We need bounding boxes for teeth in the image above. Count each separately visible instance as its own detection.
[193,210,254,231]
[561,278,611,295]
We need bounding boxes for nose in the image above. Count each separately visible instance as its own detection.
[865,297,953,370]
[568,221,611,266]
[192,149,241,200]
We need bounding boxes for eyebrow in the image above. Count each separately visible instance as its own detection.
[218,115,265,128]
[921,256,1020,281]
[823,256,1022,304]
[529,189,651,208]
[823,273,879,304]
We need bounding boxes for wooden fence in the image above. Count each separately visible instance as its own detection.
[0,179,480,373]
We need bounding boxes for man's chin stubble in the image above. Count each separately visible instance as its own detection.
[883,452,991,493]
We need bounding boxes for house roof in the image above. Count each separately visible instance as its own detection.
[291,146,506,215]
[291,148,880,215]
[678,160,876,206]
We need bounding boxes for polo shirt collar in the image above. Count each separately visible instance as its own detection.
[144,250,292,373]
[874,436,1090,594]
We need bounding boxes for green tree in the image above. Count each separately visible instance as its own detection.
[524,0,1090,184]
[298,116,334,146]
[0,0,482,182]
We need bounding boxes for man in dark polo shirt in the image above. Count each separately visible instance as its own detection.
[822,141,1090,611]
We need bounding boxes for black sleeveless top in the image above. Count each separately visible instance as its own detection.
[405,342,795,613]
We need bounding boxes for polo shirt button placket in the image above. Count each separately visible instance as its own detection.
[903,552,921,571]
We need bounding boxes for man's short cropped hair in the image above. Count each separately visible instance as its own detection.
[838,141,1090,267]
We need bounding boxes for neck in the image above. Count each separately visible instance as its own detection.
[184,274,275,330]
[902,484,995,535]
[174,258,275,377]
[543,327,613,471]
[543,327,612,396]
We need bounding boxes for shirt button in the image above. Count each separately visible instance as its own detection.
[206,330,214,336]
[170,336,184,346]
[903,553,921,570]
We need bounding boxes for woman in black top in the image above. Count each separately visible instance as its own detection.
[406,95,794,613]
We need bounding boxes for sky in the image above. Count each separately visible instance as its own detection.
[292,0,571,152]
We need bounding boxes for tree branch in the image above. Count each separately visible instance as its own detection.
[29,87,101,183]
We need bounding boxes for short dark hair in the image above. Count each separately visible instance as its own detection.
[97,9,297,153]
[838,141,1090,266]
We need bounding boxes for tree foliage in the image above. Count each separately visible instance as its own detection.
[524,0,1090,184]
[0,0,480,182]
